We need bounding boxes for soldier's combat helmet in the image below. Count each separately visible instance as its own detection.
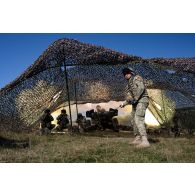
[122,67,135,76]
[61,109,66,114]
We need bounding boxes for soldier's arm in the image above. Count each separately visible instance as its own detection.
[50,115,54,121]
[133,76,145,101]
[57,115,60,121]
[125,92,133,104]
[40,114,46,121]
[122,86,133,107]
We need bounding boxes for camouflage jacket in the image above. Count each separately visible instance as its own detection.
[40,113,54,127]
[125,75,149,105]
[57,114,69,125]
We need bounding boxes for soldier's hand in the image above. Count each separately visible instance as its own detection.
[130,99,138,105]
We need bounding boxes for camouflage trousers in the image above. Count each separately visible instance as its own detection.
[131,102,149,136]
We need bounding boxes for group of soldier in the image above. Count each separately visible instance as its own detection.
[40,105,107,135]
[40,109,70,135]
[40,68,150,148]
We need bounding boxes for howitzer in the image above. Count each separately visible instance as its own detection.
[85,108,118,130]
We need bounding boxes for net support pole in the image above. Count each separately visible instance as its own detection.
[74,81,79,118]
[63,61,73,127]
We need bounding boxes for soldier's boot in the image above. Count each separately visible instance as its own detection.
[136,135,150,148]
[131,135,141,145]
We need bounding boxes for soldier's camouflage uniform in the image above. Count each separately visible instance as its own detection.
[40,113,55,134]
[124,75,149,136]
[57,113,69,131]
[76,115,87,131]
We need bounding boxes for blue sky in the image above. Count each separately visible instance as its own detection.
[0,33,195,89]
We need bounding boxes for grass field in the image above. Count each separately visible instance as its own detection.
[0,130,195,163]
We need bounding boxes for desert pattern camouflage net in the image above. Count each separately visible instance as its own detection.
[0,38,195,131]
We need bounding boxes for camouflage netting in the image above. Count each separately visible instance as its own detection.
[150,58,195,74]
[0,38,195,131]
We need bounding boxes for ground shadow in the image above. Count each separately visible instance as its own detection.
[0,136,29,149]
[81,129,133,138]
[148,138,160,143]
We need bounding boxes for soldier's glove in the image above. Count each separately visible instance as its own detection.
[129,99,138,105]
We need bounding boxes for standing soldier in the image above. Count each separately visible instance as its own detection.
[120,68,150,148]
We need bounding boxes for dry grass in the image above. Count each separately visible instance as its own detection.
[0,130,195,163]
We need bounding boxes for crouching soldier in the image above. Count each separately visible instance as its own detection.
[93,105,106,130]
[120,68,150,148]
[56,109,69,131]
[76,113,87,132]
[40,109,55,135]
